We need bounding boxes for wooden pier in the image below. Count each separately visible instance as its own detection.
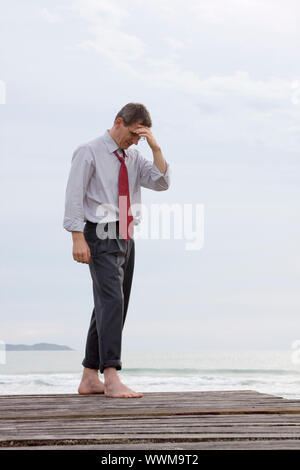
[1,390,300,450]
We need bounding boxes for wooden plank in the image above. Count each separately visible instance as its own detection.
[3,434,300,448]
[1,391,300,421]
[3,440,300,450]
[1,391,300,449]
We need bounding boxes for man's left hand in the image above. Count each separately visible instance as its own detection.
[133,125,160,151]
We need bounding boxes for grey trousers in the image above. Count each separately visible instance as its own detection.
[82,220,135,374]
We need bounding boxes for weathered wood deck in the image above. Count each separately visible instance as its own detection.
[1,390,300,449]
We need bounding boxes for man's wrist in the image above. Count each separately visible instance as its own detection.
[72,231,85,241]
[151,145,161,153]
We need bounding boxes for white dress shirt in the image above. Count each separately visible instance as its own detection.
[63,129,171,232]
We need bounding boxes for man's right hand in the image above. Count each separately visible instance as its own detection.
[72,232,91,264]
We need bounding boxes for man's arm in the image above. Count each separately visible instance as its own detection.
[133,125,171,191]
[138,151,171,191]
[152,146,167,174]
[63,145,95,264]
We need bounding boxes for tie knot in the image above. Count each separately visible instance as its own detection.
[114,149,126,162]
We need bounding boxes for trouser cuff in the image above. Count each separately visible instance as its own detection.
[82,359,99,370]
[100,361,122,374]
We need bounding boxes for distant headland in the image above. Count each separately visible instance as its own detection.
[5,343,74,351]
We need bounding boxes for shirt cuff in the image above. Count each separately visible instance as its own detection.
[63,218,85,232]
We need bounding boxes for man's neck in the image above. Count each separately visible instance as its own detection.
[109,128,119,146]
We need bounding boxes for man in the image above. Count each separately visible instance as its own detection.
[63,103,171,398]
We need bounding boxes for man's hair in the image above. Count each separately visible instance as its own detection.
[114,102,152,127]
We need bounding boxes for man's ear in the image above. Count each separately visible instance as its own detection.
[115,117,124,127]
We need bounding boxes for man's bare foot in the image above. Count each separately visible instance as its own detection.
[78,367,105,394]
[104,381,143,398]
[103,367,143,398]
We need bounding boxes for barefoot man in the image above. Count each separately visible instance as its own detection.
[63,103,171,398]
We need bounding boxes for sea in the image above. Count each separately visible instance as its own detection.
[1,349,300,399]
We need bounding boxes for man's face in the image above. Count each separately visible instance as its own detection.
[116,118,145,149]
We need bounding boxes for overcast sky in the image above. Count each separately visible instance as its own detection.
[1,0,300,352]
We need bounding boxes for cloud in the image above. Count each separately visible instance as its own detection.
[39,7,63,23]
[291,80,300,105]
[35,0,299,151]
[163,36,184,60]
[144,0,299,35]
[68,0,145,62]
[42,0,299,112]
[164,37,184,50]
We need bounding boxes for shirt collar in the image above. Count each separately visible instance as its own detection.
[103,129,127,158]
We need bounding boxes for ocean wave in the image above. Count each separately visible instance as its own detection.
[121,368,300,375]
[1,370,300,399]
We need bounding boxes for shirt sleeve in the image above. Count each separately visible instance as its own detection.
[63,145,95,232]
[137,149,171,191]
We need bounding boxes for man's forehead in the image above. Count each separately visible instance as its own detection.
[128,122,148,131]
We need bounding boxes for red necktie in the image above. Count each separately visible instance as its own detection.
[113,149,134,241]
